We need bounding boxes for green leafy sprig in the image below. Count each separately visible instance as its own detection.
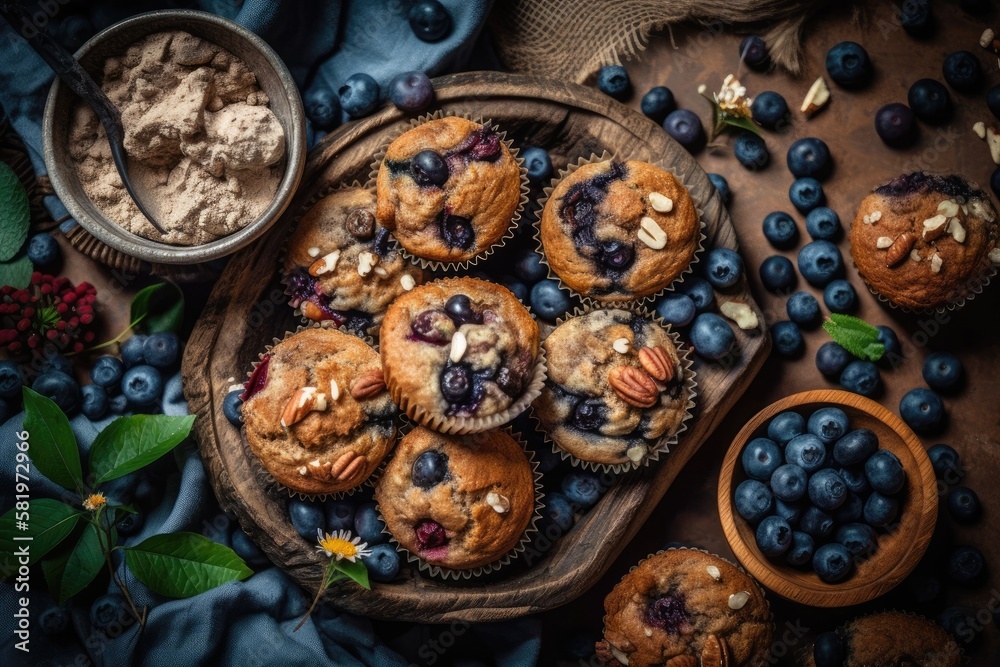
[822,313,886,362]
[83,281,185,355]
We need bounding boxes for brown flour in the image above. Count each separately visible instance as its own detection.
[69,30,286,246]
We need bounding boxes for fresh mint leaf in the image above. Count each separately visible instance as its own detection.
[43,522,106,604]
[125,532,252,598]
[89,414,195,483]
[0,253,32,289]
[0,499,81,579]
[0,162,30,262]
[822,313,886,361]
[22,387,83,494]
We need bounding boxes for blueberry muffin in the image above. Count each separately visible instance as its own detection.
[596,550,772,667]
[283,187,425,338]
[851,172,999,310]
[802,612,961,667]
[241,328,396,496]
[379,277,542,431]
[375,116,522,264]
[533,309,691,467]
[375,426,536,571]
[540,160,700,302]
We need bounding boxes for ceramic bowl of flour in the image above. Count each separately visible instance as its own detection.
[43,9,306,264]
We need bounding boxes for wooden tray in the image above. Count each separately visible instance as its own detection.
[182,71,771,623]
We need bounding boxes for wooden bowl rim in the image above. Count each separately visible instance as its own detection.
[717,389,938,607]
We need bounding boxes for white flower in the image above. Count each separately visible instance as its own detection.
[315,528,372,563]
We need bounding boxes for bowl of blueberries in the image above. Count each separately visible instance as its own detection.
[717,389,938,607]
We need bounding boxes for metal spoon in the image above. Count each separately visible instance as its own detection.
[0,2,167,234]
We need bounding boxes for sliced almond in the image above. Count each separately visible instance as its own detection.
[974,121,987,139]
[373,266,388,277]
[911,249,922,262]
[862,214,871,224]
[307,246,321,258]
[357,251,378,277]
[486,492,510,514]
[638,216,667,250]
[728,591,750,610]
[876,236,894,249]
[922,214,948,240]
[948,218,967,243]
[400,274,416,291]
[612,337,630,354]
[719,301,758,330]
[648,191,673,213]
[308,250,341,276]
[449,330,467,363]
[982,28,996,49]
[931,252,943,273]
[609,645,629,665]
[801,76,830,116]
[990,248,1000,264]
[870,210,882,223]
[988,125,1000,165]
[937,200,961,218]
[626,444,647,463]
[328,379,340,401]
[706,565,722,581]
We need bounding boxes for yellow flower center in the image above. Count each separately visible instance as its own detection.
[82,493,106,512]
[319,536,357,559]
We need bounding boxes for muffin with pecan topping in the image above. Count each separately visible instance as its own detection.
[241,327,396,496]
[375,116,522,265]
[283,187,425,338]
[376,426,537,572]
[533,309,692,468]
[379,277,543,432]
[540,160,700,302]
[850,172,999,311]
[801,612,960,667]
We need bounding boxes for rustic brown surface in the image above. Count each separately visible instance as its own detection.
[181,70,770,622]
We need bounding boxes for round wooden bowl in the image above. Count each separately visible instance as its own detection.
[717,389,938,607]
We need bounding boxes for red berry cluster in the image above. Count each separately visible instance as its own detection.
[0,273,98,355]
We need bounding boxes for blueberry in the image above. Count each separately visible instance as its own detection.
[646,594,691,632]
[805,207,841,242]
[90,356,124,391]
[411,149,449,187]
[120,334,147,368]
[39,605,69,636]
[365,543,400,582]
[840,360,881,397]
[938,607,981,648]
[662,109,705,151]
[338,73,380,118]
[326,499,356,532]
[927,443,962,480]
[799,505,835,540]
[408,0,451,42]
[81,384,108,420]
[734,479,774,523]
[947,486,981,524]
[741,437,783,481]
[785,434,828,473]
[774,498,803,524]
[781,531,813,567]
[412,450,449,488]
[530,280,571,323]
[708,173,730,204]
[289,499,324,539]
[809,469,847,510]
[762,211,799,249]
[444,294,480,326]
[304,85,340,130]
[641,86,676,122]
[767,411,806,445]
[759,256,796,292]
[922,352,963,393]
[755,515,792,556]
[943,51,982,93]
[836,522,877,558]
[222,390,242,426]
[739,36,769,70]
[354,502,388,545]
[120,365,162,407]
[813,632,846,667]
[689,313,736,360]
[834,491,864,524]
[770,463,808,501]
[863,491,899,528]
[598,240,635,271]
[231,529,269,568]
[899,387,944,433]
[0,360,23,400]
[499,275,528,302]
[797,240,843,287]
[108,393,128,415]
[751,91,788,130]
[571,398,605,432]
[143,332,179,369]
[875,103,917,147]
[825,41,872,87]
[807,407,849,445]
[823,279,857,314]
[787,292,821,329]
[901,0,933,37]
[561,470,603,508]
[733,132,769,170]
[772,321,804,358]
[40,353,73,376]
[538,492,574,533]
[521,146,553,185]
[441,214,474,249]
[27,233,60,267]
[908,78,951,124]
[514,248,549,283]
[32,371,81,415]
[90,594,129,634]
[813,542,854,582]
[678,276,715,311]
[833,429,878,466]
[389,71,433,113]
[948,545,986,585]
[989,85,1000,120]
[654,293,696,327]
[703,248,744,289]
[786,137,831,180]
[789,177,825,214]
[116,511,143,536]
[440,365,471,403]
[876,325,902,366]
[596,65,630,100]
[839,465,871,496]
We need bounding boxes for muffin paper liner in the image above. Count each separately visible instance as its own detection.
[374,426,544,580]
[277,180,428,340]
[529,305,696,474]
[532,152,707,310]
[367,110,530,272]
[600,547,774,667]
[239,323,401,501]
[860,264,996,316]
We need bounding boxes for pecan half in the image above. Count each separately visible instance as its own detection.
[638,345,675,383]
[281,387,327,428]
[608,366,658,408]
[885,233,916,268]
[350,369,386,400]
[301,301,330,322]
[700,635,731,667]
[329,450,366,482]
[664,657,697,667]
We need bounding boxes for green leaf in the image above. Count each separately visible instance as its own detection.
[0,499,81,579]
[0,162,30,262]
[130,282,184,334]
[822,313,886,361]
[723,114,762,137]
[22,387,83,494]
[125,532,252,598]
[0,253,32,289]
[90,414,195,483]
[332,559,370,590]
[43,522,105,604]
